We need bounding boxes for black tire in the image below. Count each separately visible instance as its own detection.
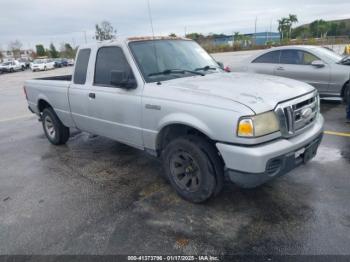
[162,135,224,203]
[21,66,25,71]
[42,108,70,145]
[10,68,14,73]
[344,83,350,104]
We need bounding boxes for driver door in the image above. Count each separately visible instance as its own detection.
[274,49,330,93]
[85,46,143,148]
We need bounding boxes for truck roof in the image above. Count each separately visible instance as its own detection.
[78,36,190,49]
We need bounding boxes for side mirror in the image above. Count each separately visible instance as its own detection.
[217,61,224,69]
[110,70,136,89]
[311,60,325,68]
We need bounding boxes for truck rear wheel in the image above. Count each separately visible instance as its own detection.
[162,135,224,203]
[42,108,70,145]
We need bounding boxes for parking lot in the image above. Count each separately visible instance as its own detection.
[0,65,350,255]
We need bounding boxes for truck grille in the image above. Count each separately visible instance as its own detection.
[275,91,319,138]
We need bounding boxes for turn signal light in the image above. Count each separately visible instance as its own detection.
[237,119,254,137]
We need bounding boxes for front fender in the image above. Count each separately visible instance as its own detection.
[157,112,214,139]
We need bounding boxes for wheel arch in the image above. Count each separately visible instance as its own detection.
[341,80,349,99]
[156,122,214,155]
[37,98,53,113]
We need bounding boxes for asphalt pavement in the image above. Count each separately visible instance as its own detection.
[0,67,349,256]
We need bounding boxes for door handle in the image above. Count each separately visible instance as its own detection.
[88,93,96,99]
[276,66,285,71]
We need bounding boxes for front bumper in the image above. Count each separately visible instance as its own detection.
[216,115,324,188]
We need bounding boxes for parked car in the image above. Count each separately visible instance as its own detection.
[67,59,74,66]
[54,58,69,68]
[31,59,55,72]
[232,45,350,100]
[17,58,31,69]
[24,37,324,203]
[0,60,23,72]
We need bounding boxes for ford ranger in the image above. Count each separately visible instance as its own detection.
[24,37,324,203]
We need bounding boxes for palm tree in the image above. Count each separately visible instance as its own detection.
[234,32,241,43]
[288,14,298,39]
[278,18,288,40]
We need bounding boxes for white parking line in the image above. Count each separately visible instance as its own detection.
[0,115,35,123]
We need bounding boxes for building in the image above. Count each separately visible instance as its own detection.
[0,49,34,62]
[209,32,280,47]
[250,32,281,45]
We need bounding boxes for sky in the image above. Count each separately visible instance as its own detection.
[0,0,350,50]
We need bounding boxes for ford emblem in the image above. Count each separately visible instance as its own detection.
[301,108,313,119]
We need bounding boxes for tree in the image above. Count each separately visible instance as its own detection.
[36,44,46,57]
[338,21,347,35]
[277,14,298,40]
[233,32,241,42]
[49,43,59,58]
[329,22,338,36]
[292,26,310,39]
[59,43,76,58]
[278,18,289,40]
[318,20,330,38]
[9,40,23,59]
[169,33,177,37]
[309,20,328,38]
[288,14,298,38]
[95,21,116,41]
[185,33,205,42]
[309,20,330,38]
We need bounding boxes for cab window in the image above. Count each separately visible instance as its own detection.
[94,46,134,87]
[73,49,91,85]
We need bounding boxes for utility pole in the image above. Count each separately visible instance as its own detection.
[269,18,273,42]
[254,17,257,46]
[184,26,187,37]
[83,31,87,44]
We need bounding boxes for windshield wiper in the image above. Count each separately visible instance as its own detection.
[148,69,204,77]
[195,65,217,71]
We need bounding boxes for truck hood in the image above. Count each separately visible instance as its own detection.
[162,72,315,113]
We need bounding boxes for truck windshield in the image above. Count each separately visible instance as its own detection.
[129,40,221,83]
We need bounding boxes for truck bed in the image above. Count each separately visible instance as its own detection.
[25,75,74,127]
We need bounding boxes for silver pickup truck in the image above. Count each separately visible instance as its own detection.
[24,37,324,203]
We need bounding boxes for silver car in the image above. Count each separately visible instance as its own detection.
[233,45,350,100]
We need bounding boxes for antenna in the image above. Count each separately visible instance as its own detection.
[146,0,160,72]
[147,0,156,39]
[83,30,87,44]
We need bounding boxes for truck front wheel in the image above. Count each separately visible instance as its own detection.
[42,108,70,145]
[162,135,223,203]
[344,83,349,104]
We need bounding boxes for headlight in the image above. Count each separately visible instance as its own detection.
[237,111,280,137]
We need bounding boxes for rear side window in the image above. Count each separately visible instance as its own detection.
[253,51,280,64]
[73,49,91,85]
[94,46,134,86]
